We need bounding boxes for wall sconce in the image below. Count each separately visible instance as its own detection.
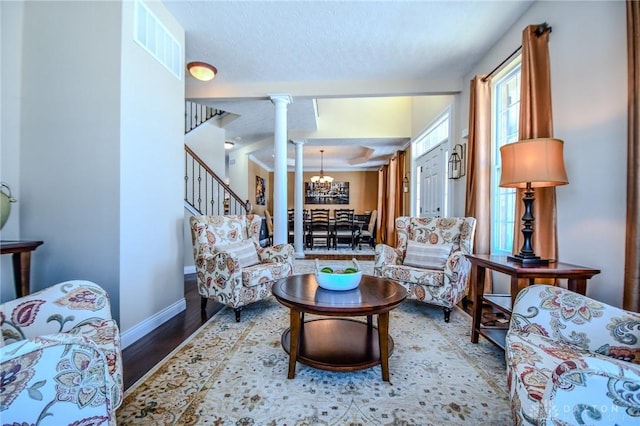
[448,144,466,180]
[403,175,409,193]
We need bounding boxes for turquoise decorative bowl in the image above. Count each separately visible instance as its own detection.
[315,264,362,291]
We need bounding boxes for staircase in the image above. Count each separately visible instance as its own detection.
[184,101,250,216]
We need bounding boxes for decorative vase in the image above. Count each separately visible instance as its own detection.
[0,182,17,230]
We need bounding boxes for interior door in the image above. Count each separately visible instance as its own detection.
[417,146,444,218]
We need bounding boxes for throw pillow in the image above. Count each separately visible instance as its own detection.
[403,240,453,270]
[215,240,260,268]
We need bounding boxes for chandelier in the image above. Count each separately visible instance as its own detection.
[310,150,333,184]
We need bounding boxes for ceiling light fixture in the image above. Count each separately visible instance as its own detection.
[224,141,234,150]
[187,61,218,81]
[310,150,333,184]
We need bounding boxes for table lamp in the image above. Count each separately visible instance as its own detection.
[499,138,568,265]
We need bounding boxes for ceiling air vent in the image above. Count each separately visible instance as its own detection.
[134,0,182,80]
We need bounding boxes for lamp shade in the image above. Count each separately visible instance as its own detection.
[499,138,569,188]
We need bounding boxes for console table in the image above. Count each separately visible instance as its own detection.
[466,254,600,349]
[0,240,43,298]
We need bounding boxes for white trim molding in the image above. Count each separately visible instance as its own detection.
[120,297,187,349]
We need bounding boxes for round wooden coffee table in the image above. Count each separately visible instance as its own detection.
[272,273,406,381]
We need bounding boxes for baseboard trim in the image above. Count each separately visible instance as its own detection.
[184,265,196,274]
[120,297,187,349]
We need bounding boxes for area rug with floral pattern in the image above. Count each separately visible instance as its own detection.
[117,261,511,425]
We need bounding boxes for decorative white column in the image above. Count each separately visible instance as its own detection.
[270,94,293,245]
[291,140,305,257]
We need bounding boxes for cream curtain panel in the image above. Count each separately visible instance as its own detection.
[385,156,398,246]
[377,165,388,245]
[394,150,407,247]
[625,0,640,312]
[376,151,406,248]
[465,75,493,295]
[513,24,558,262]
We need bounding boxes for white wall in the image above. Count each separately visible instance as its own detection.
[459,1,627,306]
[17,2,123,317]
[312,97,412,138]
[185,121,226,177]
[2,1,187,339]
[0,1,24,299]
[119,0,185,333]
[410,95,455,137]
[183,121,226,272]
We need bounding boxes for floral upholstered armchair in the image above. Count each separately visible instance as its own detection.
[506,284,640,425]
[190,214,294,321]
[1,280,123,426]
[374,216,476,322]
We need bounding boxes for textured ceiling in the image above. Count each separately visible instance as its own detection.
[164,0,534,170]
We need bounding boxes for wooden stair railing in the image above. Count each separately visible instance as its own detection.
[184,145,251,216]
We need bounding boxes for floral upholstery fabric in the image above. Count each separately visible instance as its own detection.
[190,214,294,315]
[374,217,476,320]
[1,280,122,426]
[506,284,640,425]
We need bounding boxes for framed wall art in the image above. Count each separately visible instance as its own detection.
[256,176,266,205]
[304,181,349,205]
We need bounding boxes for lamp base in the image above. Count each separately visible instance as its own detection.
[508,253,550,266]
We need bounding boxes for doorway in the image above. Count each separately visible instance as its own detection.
[415,145,445,218]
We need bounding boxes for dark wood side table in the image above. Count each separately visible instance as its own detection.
[0,240,43,298]
[466,254,600,349]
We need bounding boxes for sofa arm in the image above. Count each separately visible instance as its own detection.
[1,334,116,426]
[373,244,402,275]
[541,354,640,425]
[443,250,473,294]
[194,251,242,288]
[257,243,294,268]
[1,281,114,343]
[510,284,640,355]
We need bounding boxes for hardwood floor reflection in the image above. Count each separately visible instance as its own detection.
[121,274,223,390]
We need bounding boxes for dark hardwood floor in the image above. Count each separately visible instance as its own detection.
[122,255,503,391]
[122,273,224,390]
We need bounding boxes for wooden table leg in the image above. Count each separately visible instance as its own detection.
[567,278,587,295]
[12,251,32,298]
[510,276,520,303]
[471,265,485,343]
[377,312,390,381]
[287,308,301,379]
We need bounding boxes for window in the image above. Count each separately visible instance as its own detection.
[491,58,521,254]
[413,112,450,159]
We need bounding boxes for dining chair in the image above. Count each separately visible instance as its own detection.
[333,208,357,249]
[358,209,377,248]
[287,209,295,243]
[306,208,331,249]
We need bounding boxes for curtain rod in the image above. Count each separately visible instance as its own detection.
[482,22,552,82]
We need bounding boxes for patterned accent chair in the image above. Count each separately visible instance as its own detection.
[190,214,294,321]
[506,284,640,425]
[374,216,476,322]
[1,280,123,426]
